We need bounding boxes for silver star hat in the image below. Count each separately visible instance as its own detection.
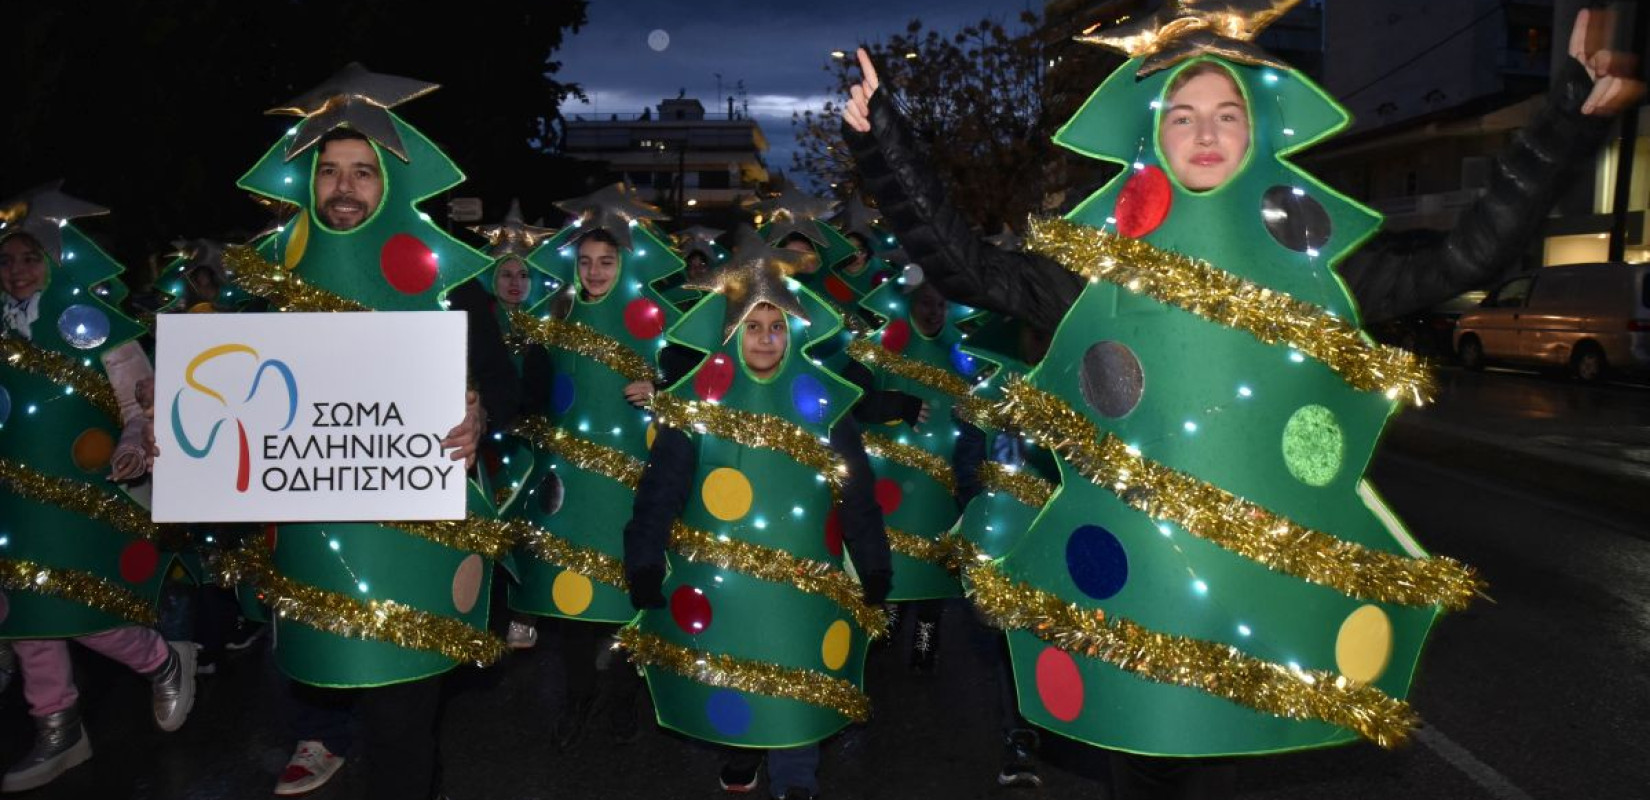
[675,225,725,262]
[830,195,883,243]
[267,62,440,162]
[554,182,669,252]
[472,198,558,258]
[0,181,109,262]
[686,225,815,342]
[748,184,838,248]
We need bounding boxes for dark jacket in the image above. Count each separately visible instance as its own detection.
[843,59,1613,327]
[446,279,524,435]
[623,415,893,606]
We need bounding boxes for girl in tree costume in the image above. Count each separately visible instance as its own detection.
[826,196,901,306]
[844,0,1640,785]
[223,63,520,800]
[620,228,891,799]
[0,184,196,792]
[500,183,684,745]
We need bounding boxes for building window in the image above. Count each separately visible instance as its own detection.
[698,170,731,189]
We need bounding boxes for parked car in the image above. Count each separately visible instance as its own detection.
[1453,262,1650,381]
[1368,290,1486,360]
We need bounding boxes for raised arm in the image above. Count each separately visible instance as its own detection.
[841,48,1081,334]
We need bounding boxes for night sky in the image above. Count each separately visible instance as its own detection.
[556,0,1043,180]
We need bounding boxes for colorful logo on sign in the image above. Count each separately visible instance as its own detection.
[170,344,298,492]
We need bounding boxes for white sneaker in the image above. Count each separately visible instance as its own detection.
[274,740,344,796]
[507,620,538,650]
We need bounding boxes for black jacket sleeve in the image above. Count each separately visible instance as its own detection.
[829,416,892,588]
[623,425,696,575]
[842,359,925,426]
[844,91,1081,335]
[1336,59,1615,323]
[448,280,522,434]
[658,343,705,388]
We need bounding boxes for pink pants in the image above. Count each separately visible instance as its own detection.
[11,627,169,717]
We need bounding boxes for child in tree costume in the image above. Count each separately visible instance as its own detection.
[0,184,196,792]
[660,224,727,311]
[503,183,684,625]
[845,0,1643,773]
[620,227,891,799]
[223,63,520,799]
[849,275,996,603]
[826,196,900,305]
[498,184,682,744]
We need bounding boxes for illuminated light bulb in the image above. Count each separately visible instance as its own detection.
[501,456,511,465]
[578,421,590,432]
[0,536,8,546]
[63,387,74,395]
[1291,187,1305,197]
[287,126,299,135]
[1182,421,1198,433]
[1237,385,1253,398]
[1282,127,1296,136]
[791,505,804,517]
[636,249,647,256]
[329,539,341,552]
[57,219,67,228]
[1133,161,1145,170]
[1288,351,1306,363]
[358,581,371,593]
[1193,579,1208,595]
[1157,523,1172,537]
[26,405,38,415]
[1125,444,1141,457]
[418,212,432,222]
[1237,624,1252,637]
[1263,72,1280,84]
[754,518,767,530]
[284,176,294,184]
[1150,99,1162,109]
[1305,248,1320,258]
[64,252,75,261]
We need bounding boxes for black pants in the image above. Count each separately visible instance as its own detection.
[287,673,446,800]
[1108,753,1236,800]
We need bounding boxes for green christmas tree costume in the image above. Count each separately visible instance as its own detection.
[849,277,996,601]
[225,64,512,687]
[619,232,887,747]
[503,184,685,624]
[963,5,1480,755]
[0,185,169,638]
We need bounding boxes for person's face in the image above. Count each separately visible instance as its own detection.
[686,252,710,281]
[314,138,384,230]
[740,303,789,379]
[577,238,620,299]
[909,283,947,337]
[186,268,221,302]
[845,235,870,273]
[494,258,530,309]
[782,237,820,274]
[0,236,47,302]
[1158,69,1250,192]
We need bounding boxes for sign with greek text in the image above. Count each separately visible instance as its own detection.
[152,312,467,522]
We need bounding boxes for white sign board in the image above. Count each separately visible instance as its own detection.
[153,312,467,522]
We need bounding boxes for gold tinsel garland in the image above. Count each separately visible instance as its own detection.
[510,311,656,384]
[388,516,521,560]
[617,627,873,722]
[517,520,628,590]
[1025,217,1434,405]
[650,393,849,491]
[846,339,974,401]
[670,521,887,636]
[223,246,370,312]
[954,395,1004,432]
[0,335,121,420]
[978,461,1056,509]
[945,534,987,571]
[0,558,159,625]
[886,526,961,571]
[967,562,1418,748]
[1000,381,1482,610]
[0,459,161,540]
[220,546,507,666]
[509,415,644,488]
[862,432,956,494]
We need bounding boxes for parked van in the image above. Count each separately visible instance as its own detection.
[1453,262,1650,381]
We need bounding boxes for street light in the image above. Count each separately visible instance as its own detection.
[830,50,847,59]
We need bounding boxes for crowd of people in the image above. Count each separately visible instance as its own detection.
[1,4,1643,799]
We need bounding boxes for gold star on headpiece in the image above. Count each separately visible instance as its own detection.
[1078,0,1301,76]
[0,181,109,262]
[268,62,439,162]
[748,185,838,248]
[687,226,814,342]
[675,225,724,262]
[472,199,557,258]
[555,183,668,252]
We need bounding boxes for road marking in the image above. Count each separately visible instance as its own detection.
[1415,727,1536,800]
